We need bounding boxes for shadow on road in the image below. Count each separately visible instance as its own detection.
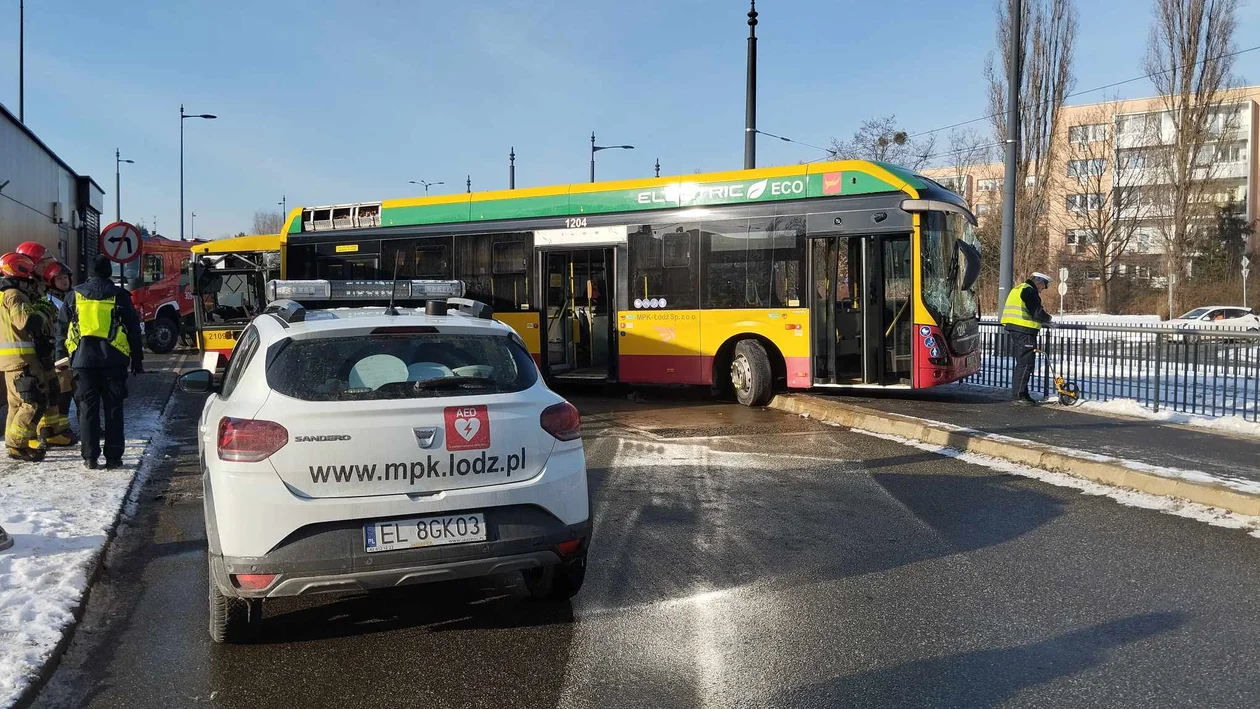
[769,611,1188,708]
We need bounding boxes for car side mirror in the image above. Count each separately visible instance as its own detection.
[178,369,217,394]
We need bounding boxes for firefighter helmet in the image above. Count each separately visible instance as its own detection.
[0,253,37,280]
[43,261,71,287]
[15,242,48,263]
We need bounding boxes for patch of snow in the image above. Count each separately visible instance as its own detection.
[0,402,170,708]
[849,428,1260,538]
[1055,313,1163,324]
[1075,398,1260,438]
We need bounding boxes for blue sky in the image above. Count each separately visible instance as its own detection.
[2,0,1259,239]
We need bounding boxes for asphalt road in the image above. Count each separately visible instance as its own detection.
[33,385,1260,708]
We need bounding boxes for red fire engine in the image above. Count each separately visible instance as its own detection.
[115,234,200,354]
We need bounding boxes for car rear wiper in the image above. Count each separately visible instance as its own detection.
[411,376,499,391]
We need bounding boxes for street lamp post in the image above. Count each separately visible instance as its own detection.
[278,195,286,221]
[655,158,661,178]
[115,149,134,222]
[509,147,516,190]
[590,132,634,183]
[409,179,444,196]
[18,0,23,123]
[744,0,758,170]
[180,104,217,241]
[466,175,471,194]
[190,211,196,240]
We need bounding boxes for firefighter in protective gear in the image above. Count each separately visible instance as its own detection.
[0,252,49,461]
[37,260,78,446]
[56,255,143,469]
[1000,272,1054,405]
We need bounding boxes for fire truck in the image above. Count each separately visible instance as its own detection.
[115,234,200,354]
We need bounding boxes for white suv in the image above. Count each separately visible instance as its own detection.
[179,293,590,643]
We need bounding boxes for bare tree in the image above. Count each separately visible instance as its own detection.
[939,128,995,200]
[829,115,937,170]
[1057,102,1159,312]
[985,0,1078,282]
[251,210,285,235]
[1143,0,1240,314]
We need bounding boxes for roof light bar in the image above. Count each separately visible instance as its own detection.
[265,280,465,302]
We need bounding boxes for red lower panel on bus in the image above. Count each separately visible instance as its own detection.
[785,357,811,389]
[619,354,709,385]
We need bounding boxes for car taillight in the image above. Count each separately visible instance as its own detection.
[218,417,288,462]
[540,402,581,442]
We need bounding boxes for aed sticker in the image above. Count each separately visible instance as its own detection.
[444,405,490,451]
[335,243,360,253]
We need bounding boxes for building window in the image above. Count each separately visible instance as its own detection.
[1066,193,1103,211]
[1117,148,1151,170]
[977,178,1002,192]
[1118,113,1162,136]
[1067,159,1107,178]
[935,175,965,193]
[1215,142,1245,163]
[1065,229,1095,246]
[1069,123,1108,143]
[976,203,993,216]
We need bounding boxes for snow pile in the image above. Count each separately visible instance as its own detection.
[850,428,1260,537]
[1075,398,1260,438]
[1055,314,1163,324]
[0,407,165,709]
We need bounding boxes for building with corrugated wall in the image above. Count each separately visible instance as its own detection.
[0,102,104,281]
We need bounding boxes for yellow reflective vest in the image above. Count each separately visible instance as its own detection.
[1001,282,1042,331]
[66,293,131,358]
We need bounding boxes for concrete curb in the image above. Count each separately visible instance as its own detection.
[768,394,1260,518]
[10,374,180,709]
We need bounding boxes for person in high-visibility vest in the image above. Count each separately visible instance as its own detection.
[1000,272,1053,405]
[55,255,144,470]
[0,252,50,461]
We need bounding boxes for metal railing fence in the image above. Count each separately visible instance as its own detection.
[968,320,1260,421]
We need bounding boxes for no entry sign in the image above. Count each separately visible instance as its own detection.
[99,221,142,264]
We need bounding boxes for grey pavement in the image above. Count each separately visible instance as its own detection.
[826,384,1260,484]
[31,385,1260,708]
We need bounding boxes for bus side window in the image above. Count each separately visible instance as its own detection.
[628,223,699,309]
[700,217,803,309]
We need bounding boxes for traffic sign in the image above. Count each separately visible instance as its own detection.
[1058,267,1069,282]
[1243,256,1251,269]
[99,221,142,264]
[1057,281,1068,296]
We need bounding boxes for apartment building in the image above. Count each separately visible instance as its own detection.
[925,86,1260,285]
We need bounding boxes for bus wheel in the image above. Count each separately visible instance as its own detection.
[731,339,772,407]
[146,315,179,354]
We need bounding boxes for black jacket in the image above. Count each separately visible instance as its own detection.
[56,277,144,370]
[1004,279,1053,335]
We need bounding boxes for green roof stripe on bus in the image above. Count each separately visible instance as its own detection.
[308,162,927,232]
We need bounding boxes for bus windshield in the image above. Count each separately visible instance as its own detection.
[921,211,979,328]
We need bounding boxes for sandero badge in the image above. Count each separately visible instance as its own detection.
[294,434,352,443]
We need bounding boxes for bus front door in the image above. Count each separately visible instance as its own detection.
[810,234,913,385]
[810,235,882,384]
[542,248,614,379]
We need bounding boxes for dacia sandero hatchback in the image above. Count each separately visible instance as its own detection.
[180,292,590,643]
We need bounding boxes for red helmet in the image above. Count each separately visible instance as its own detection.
[0,253,36,280]
[15,242,48,263]
[43,261,70,287]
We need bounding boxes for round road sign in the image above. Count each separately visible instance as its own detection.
[1057,281,1068,296]
[99,221,143,264]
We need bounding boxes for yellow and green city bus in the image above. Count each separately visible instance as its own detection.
[239,160,981,404]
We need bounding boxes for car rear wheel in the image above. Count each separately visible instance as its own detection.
[147,314,179,354]
[523,554,586,601]
[730,339,773,407]
[208,563,261,644]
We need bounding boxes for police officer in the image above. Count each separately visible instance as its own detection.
[1001,272,1054,406]
[0,252,49,461]
[56,255,143,469]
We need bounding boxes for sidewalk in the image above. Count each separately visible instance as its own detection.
[830,385,1260,486]
[0,353,188,709]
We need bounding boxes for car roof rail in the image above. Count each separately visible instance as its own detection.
[263,299,306,324]
[447,297,494,320]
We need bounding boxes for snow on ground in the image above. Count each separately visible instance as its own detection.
[848,427,1260,538]
[1054,313,1164,324]
[1075,398,1260,438]
[0,406,168,709]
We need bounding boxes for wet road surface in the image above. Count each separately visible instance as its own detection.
[34,386,1260,708]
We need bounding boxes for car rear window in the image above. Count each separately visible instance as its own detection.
[266,332,538,401]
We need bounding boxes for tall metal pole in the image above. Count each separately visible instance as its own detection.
[18,0,23,123]
[743,1,758,170]
[190,211,195,240]
[655,158,661,178]
[509,147,516,190]
[997,0,1022,308]
[590,132,597,183]
[115,149,121,222]
[179,104,185,241]
[466,175,471,193]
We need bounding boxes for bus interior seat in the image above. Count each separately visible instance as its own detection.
[349,354,409,389]
[407,362,454,381]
